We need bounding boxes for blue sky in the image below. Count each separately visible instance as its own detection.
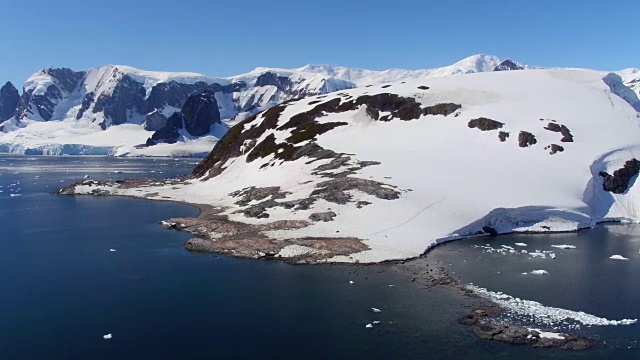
[0,0,637,87]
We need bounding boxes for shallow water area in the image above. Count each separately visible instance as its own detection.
[431,225,640,350]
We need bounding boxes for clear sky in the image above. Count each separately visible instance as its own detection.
[0,0,637,87]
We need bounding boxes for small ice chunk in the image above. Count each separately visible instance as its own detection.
[84,175,90,179]
[529,252,546,258]
[501,245,515,250]
[521,272,528,275]
[103,334,112,340]
[528,328,565,340]
[371,308,382,313]
[365,324,373,328]
[349,281,354,284]
[388,285,395,287]
[549,253,556,259]
[109,249,117,252]
[515,243,528,247]
[609,255,629,261]
[373,321,381,324]
[551,245,576,249]
[530,270,549,275]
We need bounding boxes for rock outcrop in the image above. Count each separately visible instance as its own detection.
[468,117,504,131]
[0,82,20,121]
[600,159,640,194]
[180,90,221,136]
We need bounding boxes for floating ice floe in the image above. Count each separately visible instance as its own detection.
[365,324,373,329]
[530,270,549,275]
[109,249,117,252]
[9,194,21,197]
[609,255,630,261]
[515,243,528,247]
[551,245,577,250]
[529,252,546,258]
[501,245,515,250]
[373,321,381,324]
[371,308,382,313]
[467,284,638,327]
[549,253,556,259]
[103,334,112,340]
[527,328,566,340]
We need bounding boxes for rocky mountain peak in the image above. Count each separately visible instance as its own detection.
[0,81,20,121]
[493,59,525,72]
[254,72,291,91]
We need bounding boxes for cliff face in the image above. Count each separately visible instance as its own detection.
[0,82,20,121]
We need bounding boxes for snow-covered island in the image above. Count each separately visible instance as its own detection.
[59,67,640,265]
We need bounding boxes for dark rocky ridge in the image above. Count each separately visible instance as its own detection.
[0,82,20,121]
[255,72,291,91]
[599,159,640,194]
[492,59,525,72]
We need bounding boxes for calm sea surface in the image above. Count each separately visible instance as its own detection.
[0,155,637,359]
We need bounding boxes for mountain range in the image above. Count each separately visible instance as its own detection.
[1,55,638,156]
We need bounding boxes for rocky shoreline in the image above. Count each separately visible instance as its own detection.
[57,178,598,351]
[384,255,598,351]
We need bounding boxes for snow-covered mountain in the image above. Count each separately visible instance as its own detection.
[0,55,533,156]
[63,67,640,263]
[618,68,640,98]
[1,55,636,157]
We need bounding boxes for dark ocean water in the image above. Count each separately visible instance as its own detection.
[0,155,638,359]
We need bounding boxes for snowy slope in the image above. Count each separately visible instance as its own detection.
[78,68,640,263]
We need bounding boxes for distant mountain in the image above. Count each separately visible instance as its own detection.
[0,55,635,157]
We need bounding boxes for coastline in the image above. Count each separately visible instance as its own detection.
[56,180,609,350]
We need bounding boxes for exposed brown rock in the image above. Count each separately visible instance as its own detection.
[468,117,504,131]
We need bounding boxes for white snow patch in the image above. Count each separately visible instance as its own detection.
[468,284,638,326]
